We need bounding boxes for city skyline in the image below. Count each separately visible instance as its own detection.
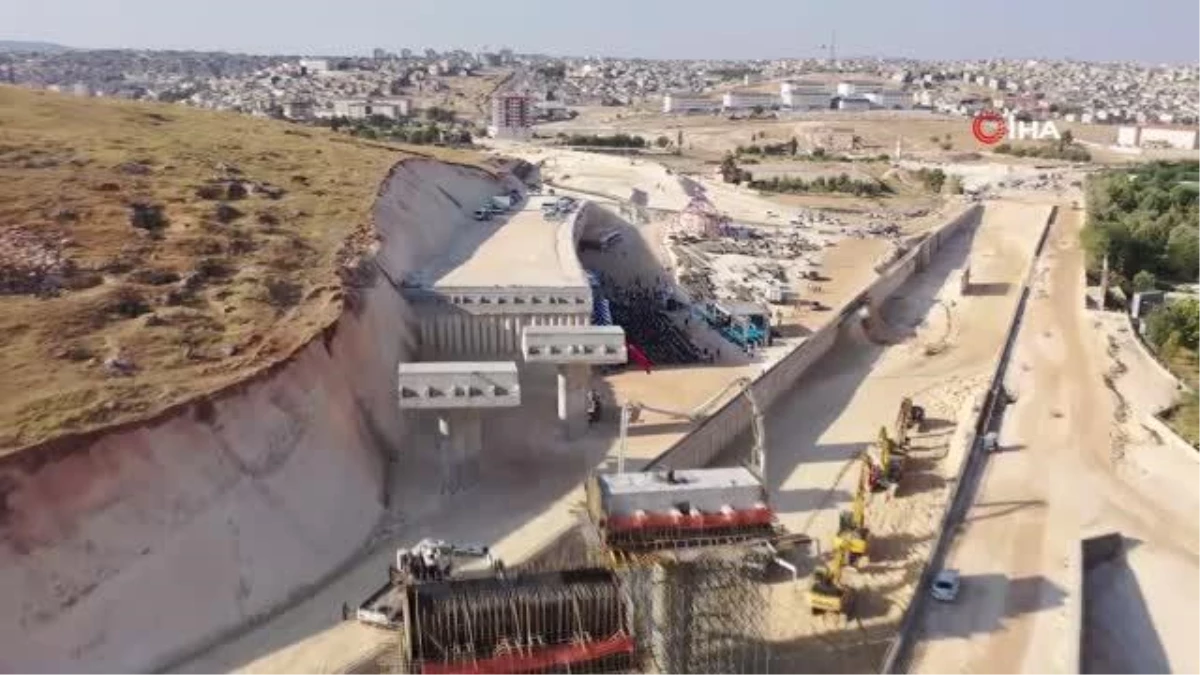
[2,0,1198,64]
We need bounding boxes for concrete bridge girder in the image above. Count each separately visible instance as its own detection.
[397,361,521,489]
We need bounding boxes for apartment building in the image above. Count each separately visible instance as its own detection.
[663,92,720,114]
[722,90,779,111]
[489,92,533,139]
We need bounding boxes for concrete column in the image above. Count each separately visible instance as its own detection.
[557,363,591,439]
[437,409,483,492]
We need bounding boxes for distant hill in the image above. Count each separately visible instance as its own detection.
[0,40,75,53]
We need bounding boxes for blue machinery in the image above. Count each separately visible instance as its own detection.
[694,302,769,349]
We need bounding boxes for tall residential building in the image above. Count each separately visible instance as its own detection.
[489,92,532,139]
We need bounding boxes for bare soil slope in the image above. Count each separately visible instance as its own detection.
[0,85,483,453]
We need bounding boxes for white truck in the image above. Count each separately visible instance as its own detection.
[490,194,516,212]
[346,539,501,630]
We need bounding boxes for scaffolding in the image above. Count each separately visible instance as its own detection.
[387,550,773,675]
[616,552,772,674]
[400,567,635,674]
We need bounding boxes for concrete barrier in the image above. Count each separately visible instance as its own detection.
[645,203,983,473]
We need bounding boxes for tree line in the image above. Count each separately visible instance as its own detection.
[1081,160,1200,291]
[748,173,891,197]
[559,133,647,149]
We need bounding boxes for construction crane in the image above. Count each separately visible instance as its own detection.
[617,376,766,481]
[833,455,871,568]
[393,538,501,583]
[808,541,853,616]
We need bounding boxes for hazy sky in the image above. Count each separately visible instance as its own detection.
[3,0,1198,63]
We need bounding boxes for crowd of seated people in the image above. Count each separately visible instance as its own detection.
[591,273,703,366]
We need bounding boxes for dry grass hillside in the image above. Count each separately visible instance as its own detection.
[0,86,484,453]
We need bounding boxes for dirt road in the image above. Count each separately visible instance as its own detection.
[908,205,1199,674]
[708,201,1046,668]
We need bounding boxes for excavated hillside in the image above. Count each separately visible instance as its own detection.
[0,87,514,671]
[0,85,486,452]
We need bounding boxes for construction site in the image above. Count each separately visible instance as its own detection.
[2,88,1195,675]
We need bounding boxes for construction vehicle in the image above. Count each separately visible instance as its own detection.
[347,539,502,629]
[809,543,853,616]
[395,538,499,582]
[894,397,926,450]
[867,426,905,493]
[833,456,871,567]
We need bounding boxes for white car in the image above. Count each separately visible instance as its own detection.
[931,568,961,602]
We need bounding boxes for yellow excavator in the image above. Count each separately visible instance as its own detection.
[809,542,853,616]
[833,456,871,568]
[868,426,906,493]
[894,396,926,450]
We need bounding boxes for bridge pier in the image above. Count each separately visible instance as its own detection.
[436,409,483,489]
[398,362,521,493]
[522,325,628,440]
[557,363,592,439]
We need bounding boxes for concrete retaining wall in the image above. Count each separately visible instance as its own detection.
[645,203,983,472]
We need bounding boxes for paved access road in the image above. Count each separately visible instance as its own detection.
[909,203,1199,674]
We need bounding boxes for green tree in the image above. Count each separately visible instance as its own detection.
[1057,129,1074,153]
[719,153,739,183]
[1132,270,1158,292]
[655,135,671,148]
[1167,226,1200,281]
[1160,332,1183,362]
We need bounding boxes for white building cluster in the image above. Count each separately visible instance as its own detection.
[663,79,911,114]
[1116,125,1199,150]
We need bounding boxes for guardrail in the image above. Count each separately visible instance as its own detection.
[878,205,1058,673]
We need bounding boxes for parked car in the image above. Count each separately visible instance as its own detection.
[931,569,961,602]
[473,208,491,221]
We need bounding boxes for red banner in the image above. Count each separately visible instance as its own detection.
[606,505,774,533]
[422,633,636,674]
